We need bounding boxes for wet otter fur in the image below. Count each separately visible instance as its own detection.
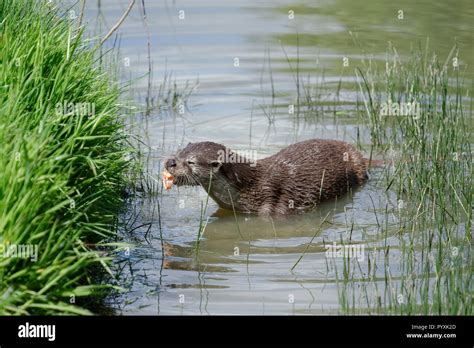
[164,139,368,216]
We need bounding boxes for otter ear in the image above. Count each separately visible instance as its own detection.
[210,160,222,173]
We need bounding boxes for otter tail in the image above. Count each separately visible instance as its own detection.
[364,158,393,167]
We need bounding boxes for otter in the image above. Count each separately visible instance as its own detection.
[162,139,368,216]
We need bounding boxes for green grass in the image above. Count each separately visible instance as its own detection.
[0,0,133,314]
[333,43,473,314]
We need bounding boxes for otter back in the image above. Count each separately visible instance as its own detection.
[163,139,368,216]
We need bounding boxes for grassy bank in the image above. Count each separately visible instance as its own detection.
[0,0,132,314]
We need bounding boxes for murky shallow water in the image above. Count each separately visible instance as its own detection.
[70,0,473,314]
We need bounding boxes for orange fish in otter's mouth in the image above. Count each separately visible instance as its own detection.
[162,169,174,190]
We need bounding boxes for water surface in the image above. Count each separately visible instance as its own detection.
[72,0,473,314]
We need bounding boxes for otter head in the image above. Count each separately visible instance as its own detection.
[163,142,226,188]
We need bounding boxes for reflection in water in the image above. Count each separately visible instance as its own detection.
[110,175,403,314]
[69,0,473,314]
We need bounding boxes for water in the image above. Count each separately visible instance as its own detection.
[71,0,473,314]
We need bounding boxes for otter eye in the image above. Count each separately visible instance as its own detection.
[187,161,195,165]
[211,161,221,168]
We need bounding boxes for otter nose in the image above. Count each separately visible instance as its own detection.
[166,158,177,169]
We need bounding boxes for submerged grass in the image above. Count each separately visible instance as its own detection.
[0,0,133,314]
[334,43,473,314]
